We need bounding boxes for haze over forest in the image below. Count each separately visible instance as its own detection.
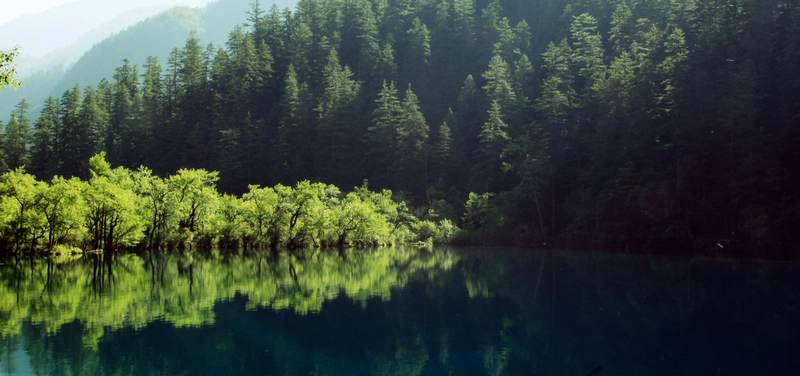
[0,0,296,116]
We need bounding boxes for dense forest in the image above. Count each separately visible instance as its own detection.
[1,0,799,254]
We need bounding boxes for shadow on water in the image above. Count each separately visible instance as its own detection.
[0,247,798,375]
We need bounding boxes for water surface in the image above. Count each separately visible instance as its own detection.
[0,248,798,375]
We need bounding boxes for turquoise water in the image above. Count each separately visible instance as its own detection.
[0,248,798,375]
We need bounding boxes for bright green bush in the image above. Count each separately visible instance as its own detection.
[0,154,451,253]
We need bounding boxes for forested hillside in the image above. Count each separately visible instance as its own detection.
[2,0,799,254]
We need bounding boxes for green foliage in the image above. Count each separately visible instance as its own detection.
[482,54,517,111]
[462,192,504,232]
[0,169,46,251]
[0,48,19,88]
[167,169,220,244]
[0,154,450,254]
[569,13,605,93]
[38,177,88,250]
[84,153,145,250]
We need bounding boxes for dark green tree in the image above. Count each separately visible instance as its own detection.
[367,80,401,185]
[314,50,362,185]
[472,101,508,192]
[3,100,31,170]
[57,86,83,177]
[30,97,61,179]
[482,54,517,113]
[393,86,429,199]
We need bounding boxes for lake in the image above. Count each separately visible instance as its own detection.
[0,247,798,375]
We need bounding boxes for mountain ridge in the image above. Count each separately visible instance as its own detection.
[1,0,295,116]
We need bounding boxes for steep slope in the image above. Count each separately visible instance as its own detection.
[51,7,206,96]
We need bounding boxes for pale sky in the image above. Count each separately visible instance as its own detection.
[0,0,213,26]
[0,0,80,25]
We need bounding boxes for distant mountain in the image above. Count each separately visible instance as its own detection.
[50,6,206,97]
[0,5,176,116]
[16,6,172,75]
[0,0,213,65]
[0,0,296,116]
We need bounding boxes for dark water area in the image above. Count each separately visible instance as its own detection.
[0,247,798,375]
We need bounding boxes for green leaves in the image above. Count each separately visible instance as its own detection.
[462,192,504,232]
[0,154,444,253]
[0,48,19,88]
[0,169,46,250]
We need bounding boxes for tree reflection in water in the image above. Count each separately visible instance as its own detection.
[1,248,798,375]
[0,248,458,347]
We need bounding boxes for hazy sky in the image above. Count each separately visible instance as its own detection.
[0,0,214,26]
[0,0,80,25]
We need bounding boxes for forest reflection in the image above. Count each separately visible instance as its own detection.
[0,248,458,348]
[1,248,798,375]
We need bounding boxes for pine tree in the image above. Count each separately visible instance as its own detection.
[277,65,311,181]
[393,86,429,198]
[3,99,31,170]
[513,20,532,57]
[655,27,689,117]
[569,13,606,96]
[401,18,431,86]
[432,120,453,182]
[453,0,476,45]
[157,47,183,174]
[78,87,108,167]
[375,41,399,83]
[178,34,210,169]
[141,56,163,166]
[57,86,83,177]
[286,17,313,81]
[482,54,517,112]
[386,0,415,34]
[340,0,380,77]
[492,16,515,59]
[255,40,275,105]
[247,0,266,42]
[453,74,482,183]
[367,80,401,184]
[30,97,61,179]
[597,51,636,117]
[108,59,140,166]
[610,2,635,54]
[260,6,286,64]
[316,50,361,119]
[407,18,432,65]
[315,50,362,185]
[537,40,575,133]
[472,100,509,191]
[512,54,534,105]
